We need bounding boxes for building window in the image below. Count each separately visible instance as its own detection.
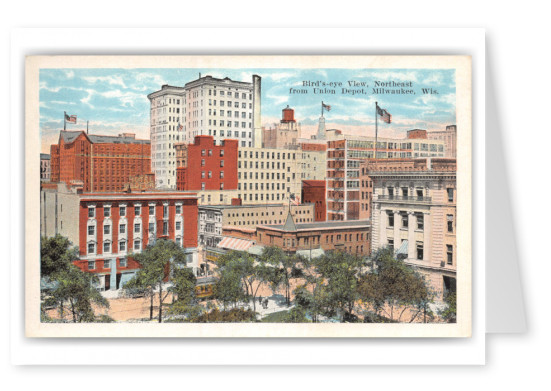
[120,258,127,267]
[176,221,181,230]
[88,225,95,235]
[417,243,424,260]
[447,245,453,265]
[163,221,168,236]
[134,206,141,216]
[447,188,454,202]
[119,224,126,234]
[87,243,95,254]
[149,222,155,233]
[104,259,110,269]
[119,206,126,217]
[388,211,394,227]
[104,225,111,235]
[401,213,408,228]
[220,160,224,167]
[416,213,424,230]
[103,242,111,253]
[201,183,205,190]
[149,205,155,216]
[176,237,182,247]
[134,223,141,233]
[88,261,95,270]
[163,205,168,218]
[176,205,182,214]
[220,171,224,179]
[119,241,126,252]
[388,239,394,252]
[134,240,141,251]
[447,214,454,233]
[104,206,110,217]
[88,207,95,218]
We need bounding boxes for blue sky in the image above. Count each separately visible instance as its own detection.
[39,68,455,153]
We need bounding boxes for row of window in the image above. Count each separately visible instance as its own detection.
[208,90,251,99]
[87,235,184,256]
[388,239,454,265]
[88,258,126,271]
[88,221,183,237]
[88,204,183,219]
[240,150,296,160]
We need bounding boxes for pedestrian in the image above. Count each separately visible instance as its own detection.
[258,296,262,304]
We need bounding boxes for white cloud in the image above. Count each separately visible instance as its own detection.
[64,70,75,79]
[82,75,127,89]
[421,73,443,85]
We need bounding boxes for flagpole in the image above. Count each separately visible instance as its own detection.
[64,111,66,131]
[375,102,378,160]
[87,120,89,134]
[321,101,324,117]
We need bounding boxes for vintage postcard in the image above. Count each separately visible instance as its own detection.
[26,55,471,337]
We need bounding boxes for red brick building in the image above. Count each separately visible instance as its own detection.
[50,131,151,193]
[40,183,199,290]
[176,135,238,191]
[301,180,326,221]
[256,212,370,257]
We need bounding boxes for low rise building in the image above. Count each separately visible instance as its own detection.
[40,153,51,182]
[40,183,199,290]
[256,212,370,257]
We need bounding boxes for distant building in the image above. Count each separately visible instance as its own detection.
[301,180,326,222]
[256,212,370,257]
[148,75,262,189]
[368,158,457,301]
[428,125,457,158]
[125,173,156,192]
[40,153,51,182]
[262,106,301,149]
[50,131,151,193]
[40,183,199,289]
[175,135,238,192]
[326,136,446,221]
[198,203,315,247]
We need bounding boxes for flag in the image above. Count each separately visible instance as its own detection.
[65,113,77,124]
[290,193,300,205]
[322,102,332,111]
[377,105,391,124]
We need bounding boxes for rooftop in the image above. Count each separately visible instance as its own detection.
[200,203,314,210]
[59,131,150,145]
[260,218,370,232]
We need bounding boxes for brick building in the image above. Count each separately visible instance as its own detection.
[301,180,326,222]
[40,183,199,290]
[50,131,151,193]
[175,135,238,192]
[256,212,370,257]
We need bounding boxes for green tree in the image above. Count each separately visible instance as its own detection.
[166,267,203,321]
[358,247,432,322]
[260,246,305,306]
[310,251,365,322]
[41,235,109,322]
[438,292,457,323]
[123,239,188,323]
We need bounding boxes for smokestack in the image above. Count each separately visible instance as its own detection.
[252,74,262,148]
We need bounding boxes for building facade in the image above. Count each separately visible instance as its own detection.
[368,158,457,301]
[175,135,238,192]
[301,180,326,222]
[198,203,315,247]
[50,131,151,193]
[428,125,457,158]
[40,153,51,182]
[148,75,262,189]
[40,183,199,289]
[262,106,301,149]
[326,136,446,221]
[256,212,371,257]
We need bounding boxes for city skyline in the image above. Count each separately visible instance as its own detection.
[39,68,456,153]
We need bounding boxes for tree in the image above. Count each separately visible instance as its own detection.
[41,235,109,322]
[166,267,203,321]
[310,251,365,322]
[259,246,305,306]
[358,247,433,322]
[438,292,457,323]
[123,239,188,323]
[215,250,275,313]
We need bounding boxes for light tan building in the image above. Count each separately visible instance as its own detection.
[198,203,315,247]
[40,182,81,247]
[369,158,457,302]
[262,106,301,149]
[428,125,457,158]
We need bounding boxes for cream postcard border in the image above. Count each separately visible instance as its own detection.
[25,55,471,338]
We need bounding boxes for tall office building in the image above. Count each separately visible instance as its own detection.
[148,75,262,189]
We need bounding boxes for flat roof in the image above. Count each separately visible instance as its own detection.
[200,203,314,210]
[260,219,370,232]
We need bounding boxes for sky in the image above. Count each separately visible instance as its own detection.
[39,68,456,153]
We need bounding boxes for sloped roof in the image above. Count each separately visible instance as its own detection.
[217,236,255,252]
[59,130,150,145]
[282,211,297,232]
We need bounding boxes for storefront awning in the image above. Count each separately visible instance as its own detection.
[217,236,254,252]
[396,240,408,256]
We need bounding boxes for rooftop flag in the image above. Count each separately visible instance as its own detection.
[322,102,332,112]
[65,113,77,124]
[376,104,391,124]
